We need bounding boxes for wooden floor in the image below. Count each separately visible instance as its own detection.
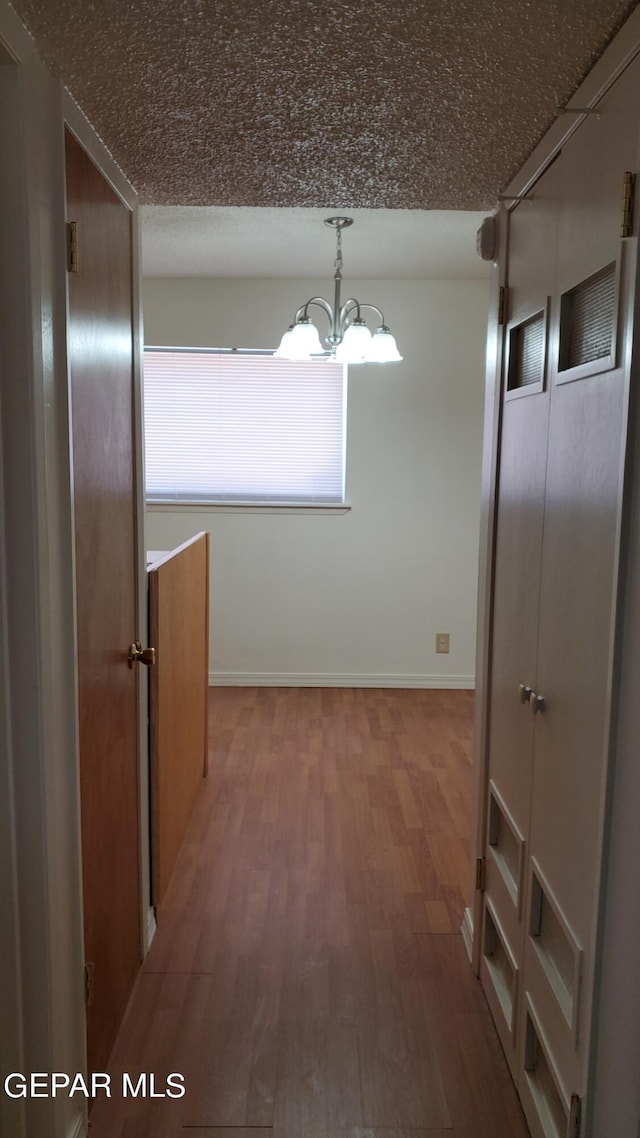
[90,688,529,1138]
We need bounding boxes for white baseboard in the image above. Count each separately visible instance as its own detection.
[209,671,475,689]
[461,907,474,962]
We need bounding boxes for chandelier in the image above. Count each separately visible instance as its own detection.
[274,216,403,364]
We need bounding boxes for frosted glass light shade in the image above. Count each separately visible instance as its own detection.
[289,318,324,357]
[275,318,324,359]
[335,319,372,363]
[369,326,403,362]
[274,326,295,358]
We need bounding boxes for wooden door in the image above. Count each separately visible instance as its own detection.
[65,129,141,1073]
[148,532,210,912]
[480,156,559,1077]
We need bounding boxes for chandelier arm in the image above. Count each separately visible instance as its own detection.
[339,298,361,326]
[338,300,385,326]
[295,296,335,328]
[352,302,386,324]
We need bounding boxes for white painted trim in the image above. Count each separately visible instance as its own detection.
[461,908,474,963]
[133,189,153,962]
[469,211,508,977]
[148,501,351,514]
[0,51,27,1138]
[589,207,640,1138]
[0,14,87,1138]
[146,906,158,954]
[66,1114,87,1138]
[0,0,34,55]
[63,90,138,210]
[501,6,640,204]
[210,671,475,689]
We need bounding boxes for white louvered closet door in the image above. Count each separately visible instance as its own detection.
[519,56,640,1137]
[479,154,559,1082]
[481,49,640,1138]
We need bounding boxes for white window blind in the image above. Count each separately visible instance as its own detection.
[143,348,347,504]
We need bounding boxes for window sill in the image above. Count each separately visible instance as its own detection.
[146,501,351,516]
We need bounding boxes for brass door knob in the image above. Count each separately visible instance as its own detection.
[128,641,156,668]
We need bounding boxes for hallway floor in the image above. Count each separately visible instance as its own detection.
[90,687,529,1137]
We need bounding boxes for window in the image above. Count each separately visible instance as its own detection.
[143,348,347,505]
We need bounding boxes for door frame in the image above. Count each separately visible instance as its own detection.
[0,4,149,1136]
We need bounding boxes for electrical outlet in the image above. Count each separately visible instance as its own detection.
[436,632,450,654]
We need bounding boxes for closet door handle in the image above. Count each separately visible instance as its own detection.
[530,692,546,714]
[519,684,533,705]
[128,641,156,668]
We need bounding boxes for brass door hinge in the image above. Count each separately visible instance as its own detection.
[569,1093,582,1138]
[498,285,508,326]
[475,856,486,892]
[621,171,635,238]
[84,961,95,1006]
[67,221,78,272]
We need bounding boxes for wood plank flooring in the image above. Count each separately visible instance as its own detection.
[89,688,529,1138]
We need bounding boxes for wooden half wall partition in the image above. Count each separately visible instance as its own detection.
[148,531,210,912]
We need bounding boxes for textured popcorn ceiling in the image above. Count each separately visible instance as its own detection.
[9,0,639,209]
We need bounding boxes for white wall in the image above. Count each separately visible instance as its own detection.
[143,276,488,686]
